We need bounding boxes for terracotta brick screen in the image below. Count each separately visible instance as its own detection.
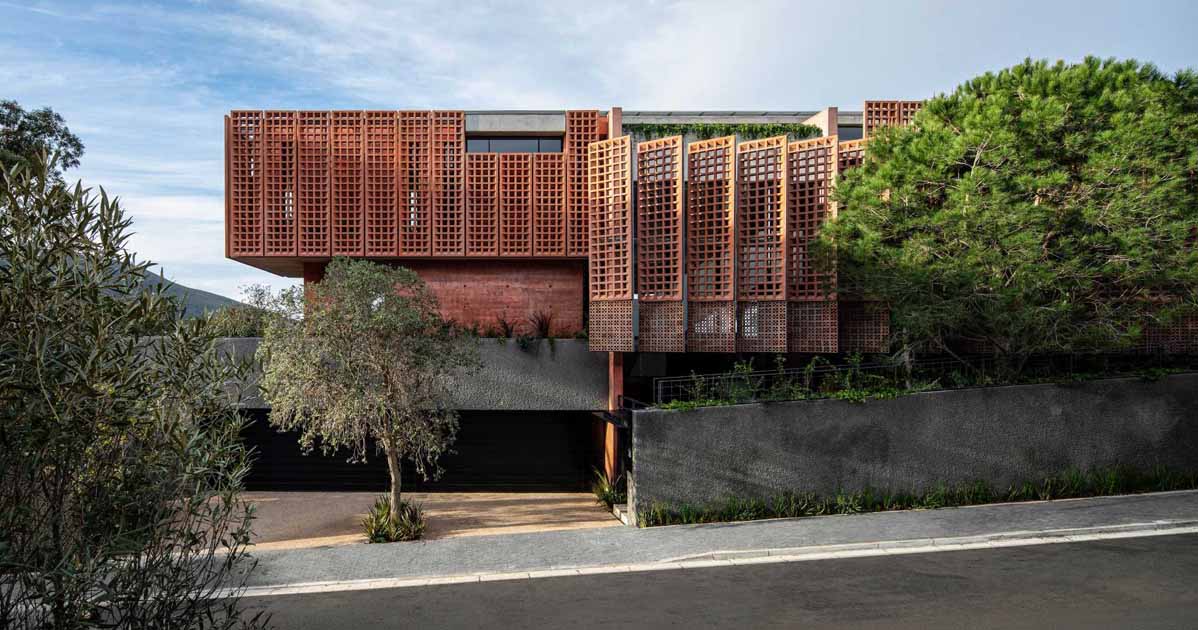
[863,100,923,139]
[499,153,533,257]
[636,136,685,352]
[587,135,633,352]
[263,111,296,256]
[364,111,398,256]
[566,110,601,257]
[296,111,330,256]
[533,153,566,256]
[465,153,499,257]
[787,136,839,352]
[431,111,465,256]
[228,111,263,257]
[834,137,889,352]
[685,136,736,352]
[398,111,433,256]
[331,111,364,256]
[736,136,788,352]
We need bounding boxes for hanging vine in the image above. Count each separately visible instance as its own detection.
[624,122,823,142]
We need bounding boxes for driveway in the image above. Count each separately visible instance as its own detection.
[245,491,621,549]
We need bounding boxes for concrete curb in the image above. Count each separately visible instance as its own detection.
[230,519,1198,599]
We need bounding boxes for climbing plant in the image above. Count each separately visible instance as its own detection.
[625,122,822,142]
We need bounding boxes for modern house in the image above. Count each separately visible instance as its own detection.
[223,104,1196,490]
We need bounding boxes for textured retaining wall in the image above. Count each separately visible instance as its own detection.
[630,374,1198,522]
[216,337,606,411]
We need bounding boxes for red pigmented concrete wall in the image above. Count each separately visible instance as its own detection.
[303,260,585,336]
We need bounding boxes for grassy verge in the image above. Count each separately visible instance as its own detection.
[637,465,1198,527]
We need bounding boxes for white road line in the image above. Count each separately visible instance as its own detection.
[231,524,1198,599]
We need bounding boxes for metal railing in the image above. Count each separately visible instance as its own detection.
[651,353,1196,406]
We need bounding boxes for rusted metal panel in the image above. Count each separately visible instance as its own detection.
[863,100,923,139]
[229,111,263,256]
[399,111,432,256]
[296,111,331,256]
[499,153,533,257]
[566,110,601,257]
[432,111,465,256]
[330,111,363,256]
[263,111,297,256]
[364,111,397,256]
[465,153,499,257]
[533,153,566,257]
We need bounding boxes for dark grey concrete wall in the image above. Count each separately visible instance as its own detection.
[630,374,1198,522]
[215,337,607,411]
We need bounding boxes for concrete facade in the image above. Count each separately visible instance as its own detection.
[217,337,606,412]
[629,374,1198,522]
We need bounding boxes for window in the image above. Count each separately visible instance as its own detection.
[836,125,864,141]
[465,136,564,153]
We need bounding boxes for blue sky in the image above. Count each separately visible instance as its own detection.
[3,0,1197,300]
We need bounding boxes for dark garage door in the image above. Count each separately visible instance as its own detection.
[241,409,595,491]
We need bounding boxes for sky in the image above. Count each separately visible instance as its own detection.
[3,0,1197,301]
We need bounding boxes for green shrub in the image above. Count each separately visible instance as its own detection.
[207,304,268,337]
[362,495,426,543]
[638,466,1198,527]
[591,467,627,509]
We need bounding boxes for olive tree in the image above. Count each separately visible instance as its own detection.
[256,258,479,526]
[820,57,1198,365]
[0,154,264,628]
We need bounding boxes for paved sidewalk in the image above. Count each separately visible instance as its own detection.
[246,491,620,550]
[242,489,1198,588]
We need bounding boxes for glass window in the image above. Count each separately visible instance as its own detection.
[488,138,540,153]
[538,138,563,152]
[466,138,490,152]
[836,125,864,141]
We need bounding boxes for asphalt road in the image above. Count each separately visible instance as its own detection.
[247,533,1198,629]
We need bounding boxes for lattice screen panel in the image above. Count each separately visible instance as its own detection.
[566,110,601,257]
[296,111,330,256]
[639,302,685,353]
[736,136,788,301]
[499,153,533,257]
[533,153,566,256]
[364,111,397,256]
[263,111,296,256]
[838,301,891,353]
[330,111,364,256]
[863,100,923,139]
[399,111,432,256]
[737,301,787,353]
[686,136,736,302]
[687,302,736,352]
[432,111,465,256]
[589,300,634,352]
[228,111,263,256]
[788,301,839,353]
[636,136,684,301]
[787,136,837,300]
[1142,315,1198,354]
[838,139,866,172]
[587,136,632,301]
[465,153,499,256]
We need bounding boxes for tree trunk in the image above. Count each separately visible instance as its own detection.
[383,442,402,523]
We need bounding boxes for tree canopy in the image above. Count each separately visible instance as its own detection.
[0,100,84,178]
[256,258,479,528]
[821,57,1198,360]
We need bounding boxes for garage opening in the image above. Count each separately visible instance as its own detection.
[241,409,596,492]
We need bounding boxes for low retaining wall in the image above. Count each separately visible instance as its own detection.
[630,373,1198,523]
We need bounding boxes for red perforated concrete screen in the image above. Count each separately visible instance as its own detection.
[566,110,600,257]
[465,153,499,257]
[432,111,465,256]
[686,136,736,302]
[533,153,566,256]
[636,135,685,353]
[296,111,330,256]
[331,111,363,256]
[686,136,736,352]
[588,135,633,352]
[399,111,432,256]
[787,136,837,300]
[736,136,788,301]
[228,111,263,256]
[263,111,296,256]
[499,153,533,256]
[863,100,923,139]
[364,111,397,256]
